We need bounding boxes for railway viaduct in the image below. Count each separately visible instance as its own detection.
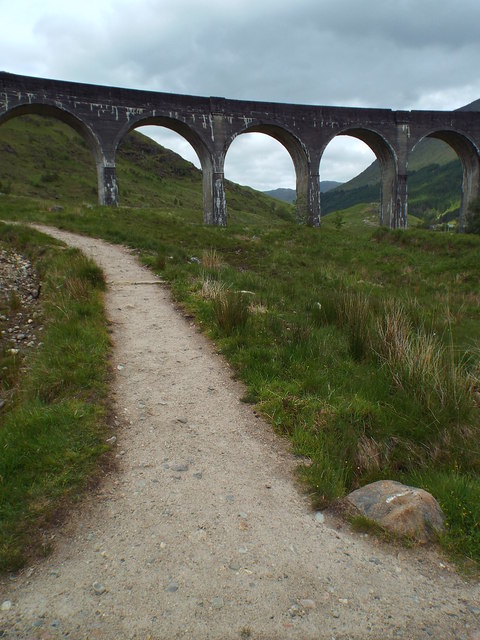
[2,71,480,230]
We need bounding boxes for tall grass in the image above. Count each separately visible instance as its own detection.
[212,290,250,334]
[1,198,480,566]
[374,301,477,423]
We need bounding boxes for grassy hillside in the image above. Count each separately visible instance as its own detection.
[264,181,341,203]
[0,115,295,225]
[322,137,463,222]
[1,114,480,570]
[323,159,463,220]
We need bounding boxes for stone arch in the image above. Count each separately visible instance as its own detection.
[115,116,218,224]
[320,127,400,227]
[0,103,109,204]
[224,123,315,224]
[411,129,480,231]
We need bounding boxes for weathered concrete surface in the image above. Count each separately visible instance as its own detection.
[1,71,480,229]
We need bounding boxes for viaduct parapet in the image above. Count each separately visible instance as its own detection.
[2,72,480,229]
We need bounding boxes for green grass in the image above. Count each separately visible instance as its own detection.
[0,115,295,225]
[1,196,479,567]
[1,114,480,569]
[0,223,111,571]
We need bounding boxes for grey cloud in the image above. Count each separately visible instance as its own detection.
[2,0,480,187]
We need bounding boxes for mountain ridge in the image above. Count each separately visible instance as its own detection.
[263,181,341,203]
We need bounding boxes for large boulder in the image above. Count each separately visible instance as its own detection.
[346,480,445,543]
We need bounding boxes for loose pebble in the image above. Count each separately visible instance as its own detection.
[211,597,224,609]
[92,581,106,595]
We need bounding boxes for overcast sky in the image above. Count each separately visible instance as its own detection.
[2,0,480,190]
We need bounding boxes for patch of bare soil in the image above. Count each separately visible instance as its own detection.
[1,226,479,640]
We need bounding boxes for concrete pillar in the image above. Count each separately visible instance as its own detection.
[202,161,226,226]
[294,150,320,226]
[97,163,118,207]
[390,118,410,229]
[394,173,408,229]
[307,172,321,227]
[212,172,227,226]
[458,158,480,232]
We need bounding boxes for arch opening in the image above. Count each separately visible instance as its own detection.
[114,125,203,213]
[320,136,376,223]
[115,117,217,222]
[320,128,399,228]
[0,111,99,204]
[224,126,307,224]
[411,131,478,231]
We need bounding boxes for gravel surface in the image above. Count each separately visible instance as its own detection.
[0,245,42,410]
[1,225,479,640]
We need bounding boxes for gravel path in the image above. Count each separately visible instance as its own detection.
[1,226,479,640]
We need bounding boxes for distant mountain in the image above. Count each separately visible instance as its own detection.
[457,98,480,112]
[264,181,341,203]
[321,99,480,221]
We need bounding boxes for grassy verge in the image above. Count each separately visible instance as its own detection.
[0,222,111,571]
[1,197,479,568]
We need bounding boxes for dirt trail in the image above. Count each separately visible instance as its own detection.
[1,226,479,640]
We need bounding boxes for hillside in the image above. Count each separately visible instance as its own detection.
[0,115,295,225]
[320,110,479,221]
[264,181,341,203]
[0,113,470,227]
[1,109,480,577]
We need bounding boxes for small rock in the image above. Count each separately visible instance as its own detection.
[211,597,224,609]
[299,599,316,611]
[106,436,117,444]
[166,582,179,592]
[193,472,203,479]
[314,511,325,523]
[1,600,12,611]
[171,463,189,472]
[92,581,106,595]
